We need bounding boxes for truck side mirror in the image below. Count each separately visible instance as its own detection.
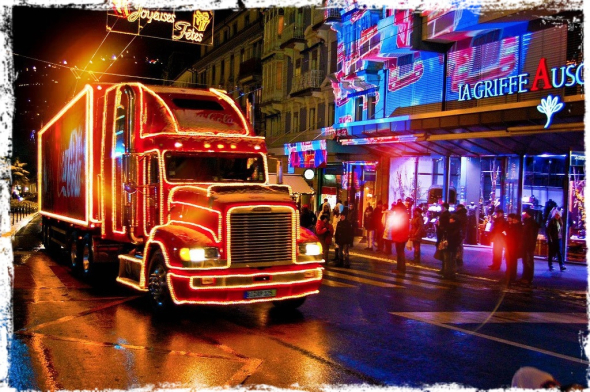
[124,181,138,194]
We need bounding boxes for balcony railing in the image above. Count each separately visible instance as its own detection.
[324,8,341,22]
[281,23,305,44]
[290,70,324,95]
[262,88,284,104]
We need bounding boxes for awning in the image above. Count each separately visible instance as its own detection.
[268,174,314,194]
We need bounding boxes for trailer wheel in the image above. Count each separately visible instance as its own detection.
[68,233,81,271]
[272,296,306,309]
[148,251,173,313]
[79,235,94,278]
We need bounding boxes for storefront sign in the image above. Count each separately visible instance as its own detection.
[285,140,327,170]
[108,2,213,45]
[458,58,584,101]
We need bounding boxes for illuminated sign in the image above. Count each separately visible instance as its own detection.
[458,58,584,101]
[108,3,213,45]
[537,95,564,129]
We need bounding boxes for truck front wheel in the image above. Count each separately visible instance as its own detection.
[148,251,173,312]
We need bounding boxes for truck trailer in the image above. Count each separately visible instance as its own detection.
[38,83,323,311]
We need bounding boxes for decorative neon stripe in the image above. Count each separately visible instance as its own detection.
[209,88,251,135]
[38,85,94,227]
[226,205,297,265]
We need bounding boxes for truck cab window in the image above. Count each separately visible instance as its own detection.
[114,105,125,157]
[165,153,265,183]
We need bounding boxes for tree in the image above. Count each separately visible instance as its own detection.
[11,157,31,188]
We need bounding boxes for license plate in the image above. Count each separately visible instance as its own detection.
[244,289,277,299]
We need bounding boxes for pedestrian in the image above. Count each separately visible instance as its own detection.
[335,212,354,267]
[317,202,332,222]
[454,204,468,266]
[334,199,343,215]
[381,202,396,255]
[372,200,385,252]
[488,209,506,270]
[505,213,523,286]
[518,209,540,286]
[390,201,410,273]
[442,213,461,279]
[409,207,425,263]
[321,198,331,213]
[436,202,451,248]
[363,204,374,250]
[299,205,316,233]
[315,214,334,264]
[546,208,566,271]
[331,210,341,262]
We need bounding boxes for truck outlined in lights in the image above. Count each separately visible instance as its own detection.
[38,83,323,312]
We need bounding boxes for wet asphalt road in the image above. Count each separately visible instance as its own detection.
[6,214,589,390]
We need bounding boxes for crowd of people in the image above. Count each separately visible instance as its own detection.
[300,197,567,284]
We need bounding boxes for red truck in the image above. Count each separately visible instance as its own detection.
[38,83,323,311]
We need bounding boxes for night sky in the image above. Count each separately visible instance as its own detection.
[11,5,235,171]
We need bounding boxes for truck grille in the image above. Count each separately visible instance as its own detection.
[229,210,294,264]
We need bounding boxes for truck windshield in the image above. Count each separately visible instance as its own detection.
[164,153,266,183]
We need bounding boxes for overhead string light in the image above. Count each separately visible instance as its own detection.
[14,52,211,88]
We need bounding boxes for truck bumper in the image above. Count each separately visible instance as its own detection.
[166,264,323,305]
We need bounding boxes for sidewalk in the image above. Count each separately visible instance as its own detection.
[3,212,39,239]
[348,236,588,293]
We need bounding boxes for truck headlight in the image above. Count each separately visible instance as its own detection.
[299,242,322,256]
[179,247,219,262]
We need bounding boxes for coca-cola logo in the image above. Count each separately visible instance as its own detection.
[195,112,235,125]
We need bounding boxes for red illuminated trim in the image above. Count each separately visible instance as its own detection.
[38,85,94,227]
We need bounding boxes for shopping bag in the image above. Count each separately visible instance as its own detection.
[406,240,413,250]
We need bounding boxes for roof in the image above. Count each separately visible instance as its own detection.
[268,174,314,194]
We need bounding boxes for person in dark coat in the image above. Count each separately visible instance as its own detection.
[546,209,566,271]
[409,207,425,264]
[436,202,451,248]
[454,204,468,266]
[519,209,540,286]
[372,200,384,252]
[300,205,316,232]
[335,213,354,267]
[363,204,374,250]
[390,201,410,273]
[442,214,461,279]
[505,213,523,286]
[488,209,506,270]
[315,214,334,264]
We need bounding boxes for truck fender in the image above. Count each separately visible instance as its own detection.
[143,223,218,274]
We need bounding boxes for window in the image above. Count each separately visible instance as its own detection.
[224,29,229,42]
[211,64,216,85]
[295,59,301,77]
[367,95,376,120]
[355,97,363,121]
[328,103,335,126]
[311,50,318,70]
[164,153,265,183]
[278,15,284,36]
[276,62,283,90]
[293,112,300,132]
[220,59,225,81]
[240,48,245,64]
[309,108,316,129]
[232,22,237,36]
[245,14,250,26]
[229,55,234,77]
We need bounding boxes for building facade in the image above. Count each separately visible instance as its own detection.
[328,6,584,260]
